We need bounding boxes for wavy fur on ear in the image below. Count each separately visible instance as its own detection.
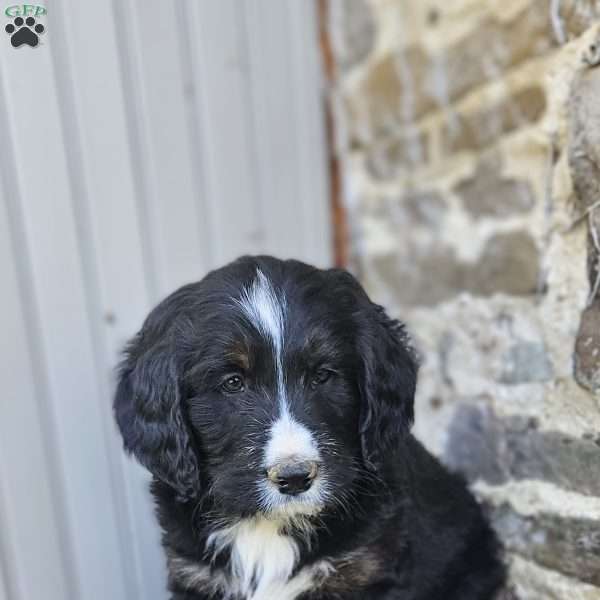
[114,333,200,501]
[359,303,419,469]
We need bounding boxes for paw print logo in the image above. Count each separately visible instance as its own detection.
[5,16,45,48]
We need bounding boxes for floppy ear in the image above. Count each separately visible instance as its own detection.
[358,303,418,469]
[114,335,200,501]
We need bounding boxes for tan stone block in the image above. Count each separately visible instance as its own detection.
[474,231,541,296]
[560,0,600,40]
[356,46,432,137]
[453,158,535,219]
[369,230,540,307]
[333,0,376,70]
[349,0,554,142]
[441,86,547,154]
[574,300,600,393]
[364,129,430,179]
[438,1,552,106]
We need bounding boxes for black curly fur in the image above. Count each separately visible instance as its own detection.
[114,256,506,600]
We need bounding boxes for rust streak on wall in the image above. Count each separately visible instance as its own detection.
[317,0,349,268]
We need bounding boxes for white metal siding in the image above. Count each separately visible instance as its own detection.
[0,2,331,599]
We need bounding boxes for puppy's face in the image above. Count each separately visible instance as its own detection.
[184,267,363,518]
[115,257,417,521]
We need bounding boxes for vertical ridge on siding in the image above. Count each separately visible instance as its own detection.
[240,0,332,265]
[0,64,77,600]
[47,2,143,598]
[179,0,223,266]
[237,2,267,254]
[0,195,72,600]
[111,0,161,304]
[0,468,20,600]
[185,0,265,264]
[288,0,332,267]
[1,12,131,598]
[177,1,219,272]
[123,0,211,294]
[0,543,10,600]
[237,0,268,260]
[243,0,300,259]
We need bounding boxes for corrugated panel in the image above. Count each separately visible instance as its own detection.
[115,0,212,297]
[0,158,71,600]
[244,0,331,265]
[0,559,8,600]
[0,2,331,599]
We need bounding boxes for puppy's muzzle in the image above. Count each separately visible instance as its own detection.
[266,460,319,496]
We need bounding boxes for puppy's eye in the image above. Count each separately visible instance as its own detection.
[221,375,245,394]
[311,368,332,388]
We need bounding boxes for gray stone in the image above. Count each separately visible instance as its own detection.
[446,404,508,485]
[560,0,600,39]
[569,51,600,394]
[371,246,465,307]
[365,129,429,179]
[569,63,600,212]
[454,161,535,219]
[445,403,600,497]
[498,341,554,384]
[490,503,600,587]
[336,0,376,70]
[474,231,540,296]
[369,191,448,229]
[442,86,547,154]
[434,0,553,105]
[355,47,432,139]
[371,231,540,307]
[401,191,447,229]
[574,300,600,393]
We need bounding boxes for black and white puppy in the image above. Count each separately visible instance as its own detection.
[114,256,506,600]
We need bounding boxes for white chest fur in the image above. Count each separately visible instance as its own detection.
[202,517,331,600]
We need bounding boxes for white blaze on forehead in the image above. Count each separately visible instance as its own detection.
[265,415,320,467]
[237,268,320,470]
[238,268,288,412]
[238,269,285,353]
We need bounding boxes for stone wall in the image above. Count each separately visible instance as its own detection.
[327,1,600,597]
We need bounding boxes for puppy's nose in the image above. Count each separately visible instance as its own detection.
[267,460,318,495]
